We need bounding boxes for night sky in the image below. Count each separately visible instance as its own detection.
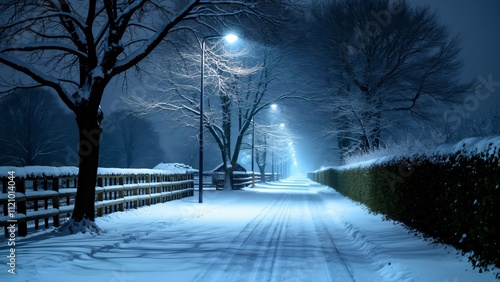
[411,0,500,81]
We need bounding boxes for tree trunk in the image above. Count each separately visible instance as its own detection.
[259,165,266,183]
[71,108,103,222]
[372,112,382,149]
[372,100,383,149]
[223,167,234,190]
[360,134,371,152]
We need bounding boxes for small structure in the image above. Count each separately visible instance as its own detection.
[211,163,249,190]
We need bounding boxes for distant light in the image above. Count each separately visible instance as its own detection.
[271,103,278,110]
[224,34,238,43]
[279,123,285,128]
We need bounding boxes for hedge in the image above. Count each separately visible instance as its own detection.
[309,145,499,277]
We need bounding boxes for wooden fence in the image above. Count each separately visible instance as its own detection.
[0,167,193,237]
[211,172,282,189]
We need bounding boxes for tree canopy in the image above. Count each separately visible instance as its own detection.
[309,0,471,159]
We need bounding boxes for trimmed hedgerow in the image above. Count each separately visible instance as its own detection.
[308,146,499,277]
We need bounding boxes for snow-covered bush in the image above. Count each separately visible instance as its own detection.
[343,135,436,165]
[309,136,500,277]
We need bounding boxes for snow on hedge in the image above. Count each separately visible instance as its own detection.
[434,135,500,157]
[0,164,194,179]
[317,135,500,172]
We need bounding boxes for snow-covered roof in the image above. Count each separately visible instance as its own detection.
[211,163,246,173]
[153,162,197,174]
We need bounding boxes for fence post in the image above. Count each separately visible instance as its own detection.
[146,175,151,206]
[162,175,168,202]
[17,179,27,237]
[119,176,124,212]
[53,177,60,227]
[96,177,104,217]
[134,175,139,208]
[43,178,49,228]
[33,179,39,230]
[2,178,7,237]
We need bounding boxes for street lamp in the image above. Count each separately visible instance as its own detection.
[270,104,284,181]
[199,33,238,203]
[251,103,280,185]
[251,116,255,187]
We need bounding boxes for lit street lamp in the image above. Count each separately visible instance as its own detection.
[252,103,281,184]
[251,116,255,187]
[270,103,285,181]
[199,33,238,203]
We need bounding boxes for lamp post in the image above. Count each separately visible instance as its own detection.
[253,104,281,184]
[251,116,255,187]
[269,103,280,182]
[278,123,285,181]
[199,34,238,203]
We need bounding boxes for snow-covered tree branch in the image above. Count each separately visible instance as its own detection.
[309,0,472,161]
[126,38,306,189]
[0,0,298,231]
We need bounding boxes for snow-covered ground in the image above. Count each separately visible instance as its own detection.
[1,177,496,282]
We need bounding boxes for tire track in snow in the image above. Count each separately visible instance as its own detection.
[194,192,295,282]
[308,194,357,282]
[194,189,362,282]
[252,192,293,282]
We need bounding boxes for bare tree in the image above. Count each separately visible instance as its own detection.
[252,121,295,181]
[128,41,304,189]
[254,133,268,180]
[437,104,500,142]
[310,0,472,160]
[0,88,74,166]
[0,0,296,230]
[472,108,500,137]
[99,110,164,168]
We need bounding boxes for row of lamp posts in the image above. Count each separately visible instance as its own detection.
[197,33,294,202]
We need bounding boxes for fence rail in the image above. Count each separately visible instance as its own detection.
[211,172,281,189]
[1,167,193,237]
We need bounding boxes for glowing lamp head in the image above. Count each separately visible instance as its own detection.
[224,34,238,43]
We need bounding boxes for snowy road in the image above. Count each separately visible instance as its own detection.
[194,185,363,282]
[2,178,496,282]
